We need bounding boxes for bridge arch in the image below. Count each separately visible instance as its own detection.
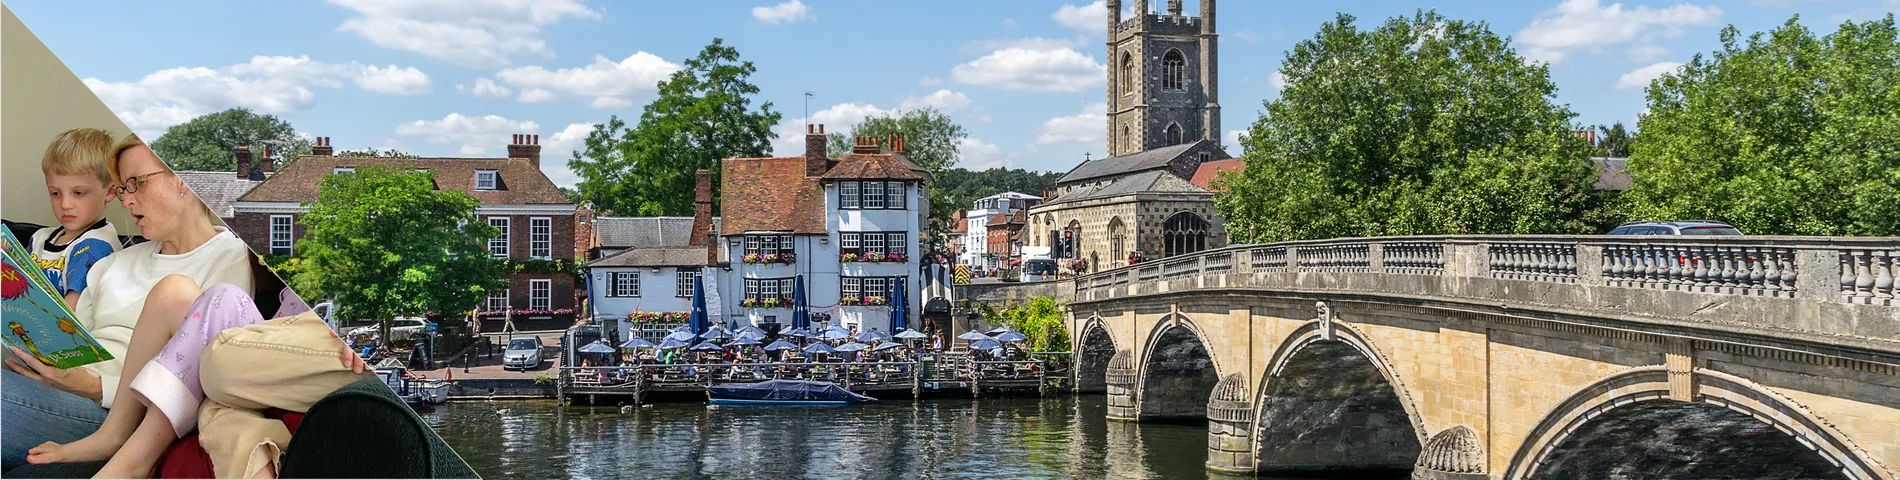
[1507,366,1887,480]
[1135,313,1224,421]
[1249,319,1428,474]
[1074,316,1116,393]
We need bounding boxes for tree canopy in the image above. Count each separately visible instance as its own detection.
[824,107,968,173]
[978,297,1070,353]
[1214,11,1610,243]
[291,166,504,340]
[1626,15,1900,235]
[1595,123,1633,157]
[151,108,312,171]
[569,38,781,216]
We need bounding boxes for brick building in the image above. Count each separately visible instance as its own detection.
[231,134,579,330]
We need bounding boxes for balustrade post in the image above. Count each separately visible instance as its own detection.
[1690,246,1710,292]
[1369,243,1386,273]
[1662,245,1683,291]
[1874,251,1894,304]
[1746,247,1768,296]
[1577,245,1605,286]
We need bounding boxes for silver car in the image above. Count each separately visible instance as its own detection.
[503,336,544,370]
[1607,220,1743,236]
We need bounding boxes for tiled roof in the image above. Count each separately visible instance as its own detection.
[1592,157,1630,191]
[819,153,926,181]
[583,247,707,268]
[236,155,570,205]
[1190,158,1246,192]
[721,157,827,234]
[1056,139,1211,185]
[176,171,265,219]
[1040,170,1211,207]
[594,216,721,248]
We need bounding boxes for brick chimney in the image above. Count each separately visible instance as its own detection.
[852,135,881,154]
[692,169,716,264]
[508,134,542,169]
[804,124,829,176]
[258,145,274,177]
[234,146,252,178]
[311,137,333,156]
[886,133,906,153]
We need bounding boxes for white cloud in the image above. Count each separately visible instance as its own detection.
[1615,61,1683,89]
[329,0,602,68]
[355,65,432,94]
[952,46,1104,92]
[899,89,972,113]
[538,123,597,187]
[1036,102,1107,145]
[752,0,812,24]
[394,113,539,156]
[84,55,430,135]
[1516,0,1722,64]
[1003,19,1017,27]
[1224,129,1248,150]
[958,137,1011,170]
[960,36,1082,56]
[1626,43,1669,62]
[1053,1,1107,35]
[918,76,944,86]
[770,102,895,155]
[1267,70,1288,91]
[493,52,680,108]
[458,77,512,98]
[1234,28,1260,43]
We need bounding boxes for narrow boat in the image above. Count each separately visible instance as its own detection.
[375,365,451,406]
[707,379,877,406]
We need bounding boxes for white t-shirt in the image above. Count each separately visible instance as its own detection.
[73,228,254,407]
[28,219,121,298]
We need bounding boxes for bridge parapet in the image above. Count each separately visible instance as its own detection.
[1071,235,1900,356]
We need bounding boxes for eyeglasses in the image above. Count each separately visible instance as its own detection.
[113,170,175,196]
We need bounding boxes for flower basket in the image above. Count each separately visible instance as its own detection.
[863,295,889,306]
[840,252,859,262]
[840,296,861,306]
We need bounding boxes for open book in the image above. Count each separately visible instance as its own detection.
[1,227,112,369]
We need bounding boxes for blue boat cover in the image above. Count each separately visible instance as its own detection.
[707,380,876,403]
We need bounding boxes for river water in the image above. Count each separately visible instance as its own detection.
[425,395,1403,479]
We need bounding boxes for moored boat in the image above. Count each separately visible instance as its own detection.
[707,380,877,406]
[375,364,451,406]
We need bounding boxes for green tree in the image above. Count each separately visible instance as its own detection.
[292,166,504,341]
[1595,122,1633,157]
[150,108,312,171]
[1627,16,1900,236]
[978,297,1070,353]
[822,107,968,173]
[1214,12,1609,243]
[569,38,781,216]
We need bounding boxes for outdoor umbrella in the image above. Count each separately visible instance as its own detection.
[670,324,692,333]
[657,338,690,350]
[994,331,1029,343]
[987,327,1013,335]
[888,280,908,333]
[736,325,766,337]
[873,341,904,351]
[764,339,799,351]
[969,338,1003,350]
[619,338,656,349]
[783,327,811,338]
[578,341,615,354]
[893,329,927,340]
[700,327,732,340]
[957,330,992,341]
[853,330,887,342]
[665,330,697,342]
[792,275,811,331]
[736,330,766,341]
[802,343,837,355]
[689,341,724,352]
[688,276,710,335]
[728,336,762,346]
[835,342,871,352]
[821,325,853,341]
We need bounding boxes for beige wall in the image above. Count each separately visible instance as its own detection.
[2,4,141,230]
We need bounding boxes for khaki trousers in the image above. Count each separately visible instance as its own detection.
[196,312,370,478]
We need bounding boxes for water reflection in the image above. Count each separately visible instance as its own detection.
[426,395,1401,479]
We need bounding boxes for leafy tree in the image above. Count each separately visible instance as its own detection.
[292,166,504,341]
[1627,16,1900,236]
[822,107,968,173]
[1214,11,1610,243]
[1595,122,1633,157]
[977,297,1070,353]
[336,148,414,158]
[150,108,312,171]
[569,38,781,216]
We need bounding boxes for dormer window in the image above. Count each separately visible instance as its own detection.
[333,167,355,175]
[475,170,498,190]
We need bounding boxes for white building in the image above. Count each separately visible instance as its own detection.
[581,216,723,341]
[960,192,1041,270]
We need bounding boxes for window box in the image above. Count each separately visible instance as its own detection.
[741,297,788,309]
[742,252,796,265]
[628,311,691,323]
[841,252,908,263]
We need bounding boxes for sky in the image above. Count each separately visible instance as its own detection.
[9,0,1896,188]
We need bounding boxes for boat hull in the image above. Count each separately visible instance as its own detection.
[708,398,850,406]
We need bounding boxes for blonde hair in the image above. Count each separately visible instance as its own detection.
[41,127,117,186]
[108,132,149,181]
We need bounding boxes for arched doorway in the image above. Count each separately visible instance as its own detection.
[1254,339,1422,475]
[1075,322,1116,393]
[1138,321,1219,421]
[1164,123,1182,145]
[1162,212,1209,257]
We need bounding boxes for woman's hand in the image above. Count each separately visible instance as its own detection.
[5,346,104,401]
[339,346,368,374]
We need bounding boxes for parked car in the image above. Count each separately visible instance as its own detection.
[1607,220,1743,236]
[502,336,544,370]
[347,318,428,342]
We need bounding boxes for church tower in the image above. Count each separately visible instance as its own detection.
[1105,0,1220,157]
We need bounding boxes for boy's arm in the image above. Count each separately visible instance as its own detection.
[60,237,116,302]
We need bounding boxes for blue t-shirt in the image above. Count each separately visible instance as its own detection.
[29,219,120,297]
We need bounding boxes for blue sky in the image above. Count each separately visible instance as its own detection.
[9,0,1895,187]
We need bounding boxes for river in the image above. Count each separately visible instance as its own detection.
[425,395,1405,479]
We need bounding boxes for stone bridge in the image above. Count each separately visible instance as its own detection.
[977,236,1900,479]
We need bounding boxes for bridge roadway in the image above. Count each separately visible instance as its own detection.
[958,235,1900,479]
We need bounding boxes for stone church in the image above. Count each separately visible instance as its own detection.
[1028,0,1233,271]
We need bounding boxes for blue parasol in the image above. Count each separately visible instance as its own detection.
[689,341,724,352]
[834,342,871,352]
[764,339,799,351]
[577,341,615,354]
[957,330,992,341]
[665,330,697,342]
[700,326,732,340]
[987,326,1013,335]
[728,336,762,346]
[994,331,1029,343]
[889,279,908,333]
[893,329,927,340]
[736,325,766,337]
[657,337,690,350]
[670,324,692,333]
[783,327,811,338]
[792,275,811,331]
[820,325,852,341]
[689,276,709,335]
[802,343,837,355]
[873,341,904,351]
[619,338,656,349]
[969,338,1002,350]
[736,330,766,342]
[853,330,887,342]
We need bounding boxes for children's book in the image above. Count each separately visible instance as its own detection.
[1,228,112,369]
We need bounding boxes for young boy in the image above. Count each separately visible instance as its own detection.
[30,127,121,307]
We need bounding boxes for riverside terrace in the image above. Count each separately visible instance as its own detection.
[555,356,1055,405]
[960,235,1900,479]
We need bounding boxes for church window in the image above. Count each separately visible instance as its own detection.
[1162,211,1209,257]
[1121,52,1136,94]
[1162,50,1186,90]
